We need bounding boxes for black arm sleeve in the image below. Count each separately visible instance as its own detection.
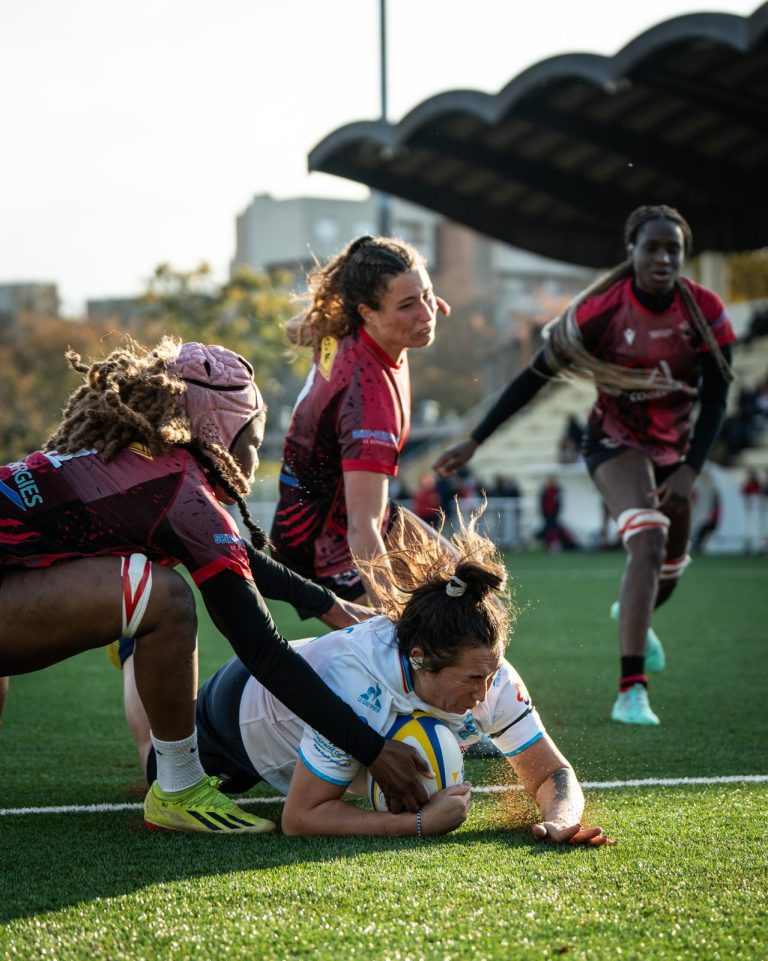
[245,545,335,619]
[685,345,732,473]
[199,570,384,766]
[470,350,555,445]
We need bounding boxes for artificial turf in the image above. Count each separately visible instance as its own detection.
[1,552,766,960]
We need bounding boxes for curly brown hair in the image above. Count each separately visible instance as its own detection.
[543,205,733,390]
[293,235,426,345]
[357,506,514,673]
[45,335,269,550]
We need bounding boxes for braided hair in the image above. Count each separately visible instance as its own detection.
[358,505,514,672]
[294,235,425,345]
[45,336,269,550]
[543,205,734,390]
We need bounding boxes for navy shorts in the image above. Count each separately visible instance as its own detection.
[583,425,682,483]
[146,656,262,794]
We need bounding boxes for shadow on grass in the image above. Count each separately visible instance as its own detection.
[1,807,587,924]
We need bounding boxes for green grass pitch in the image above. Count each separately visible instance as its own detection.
[1,552,766,960]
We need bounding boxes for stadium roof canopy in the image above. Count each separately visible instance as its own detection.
[309,3,768,267]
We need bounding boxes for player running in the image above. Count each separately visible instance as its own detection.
[0,338,431,833]
[122,513,613,844]
[271,235,452,609]
[434,205,735,726]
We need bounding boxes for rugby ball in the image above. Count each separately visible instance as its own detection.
[366,711,464,812]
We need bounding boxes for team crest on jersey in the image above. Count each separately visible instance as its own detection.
[318,336,338,380]
[624,329,636,345]
[457,714,480,741]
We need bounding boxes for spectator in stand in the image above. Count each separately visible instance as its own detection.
[538,475,578,552]
[720,387,759,465]
[558,415,585,464]
[741,468,764,553]
[743,304,768,345]
[754,377,768,431]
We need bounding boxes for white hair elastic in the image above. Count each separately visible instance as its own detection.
[446,576,467,598]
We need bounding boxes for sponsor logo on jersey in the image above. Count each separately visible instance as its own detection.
[649,329,673,339]
[312,731,352,769]
[318,336,338,380]
[352,428,398,448]
[0,462,44,510]
[624,329,636,345]
[357,683,383,713]
[515,681,531,705]
[213,532,244,545]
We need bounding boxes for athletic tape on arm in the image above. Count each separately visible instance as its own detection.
[121,554,153,638]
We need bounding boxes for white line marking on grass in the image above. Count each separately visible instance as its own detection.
[1,774,766,817]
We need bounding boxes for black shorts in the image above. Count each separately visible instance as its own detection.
[582,425,682,484]
[293,500,401,615]
[146,656,262,794]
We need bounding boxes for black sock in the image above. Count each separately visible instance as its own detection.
[620,655,647,691]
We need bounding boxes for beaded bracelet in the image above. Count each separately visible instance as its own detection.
[416,808,424,838]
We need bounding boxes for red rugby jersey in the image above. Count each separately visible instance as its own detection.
[575,278,735,464]
[271,328,410,579]
[0,445,250,585]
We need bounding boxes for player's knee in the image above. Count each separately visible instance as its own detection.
[617,508,669,570]
[627,528,667,570]
[149,566,197,637]
[125,558,196,649]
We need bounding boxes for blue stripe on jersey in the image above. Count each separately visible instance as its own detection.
[503,731,543,758]
[0,479,24,510]
[279,472,299,488]
[297,746,353,787]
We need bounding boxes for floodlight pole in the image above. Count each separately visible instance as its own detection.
[378,0,392,237]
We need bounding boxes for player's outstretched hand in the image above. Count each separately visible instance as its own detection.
[421,783,472,836]
[433,438,479,477]
[370,739,434,814]
[532,821,616,846]
[319,597,376,629]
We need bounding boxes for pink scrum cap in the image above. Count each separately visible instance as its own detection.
[168,342,263,451]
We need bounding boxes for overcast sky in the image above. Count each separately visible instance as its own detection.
[0,0,759,313]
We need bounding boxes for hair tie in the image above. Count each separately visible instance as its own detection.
[446,576,467,598]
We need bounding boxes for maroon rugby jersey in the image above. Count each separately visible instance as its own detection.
[0,442,392,766]
[575,278,735,464]
[271,328,410,579]
[0,444,251,585]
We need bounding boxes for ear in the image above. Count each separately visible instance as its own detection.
[626,243,635,258]
[357,302,376,325]
[409,647,425,669]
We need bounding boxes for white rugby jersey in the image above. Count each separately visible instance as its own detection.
[237,615,546,793]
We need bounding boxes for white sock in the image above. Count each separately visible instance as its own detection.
[150,730,206,794]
